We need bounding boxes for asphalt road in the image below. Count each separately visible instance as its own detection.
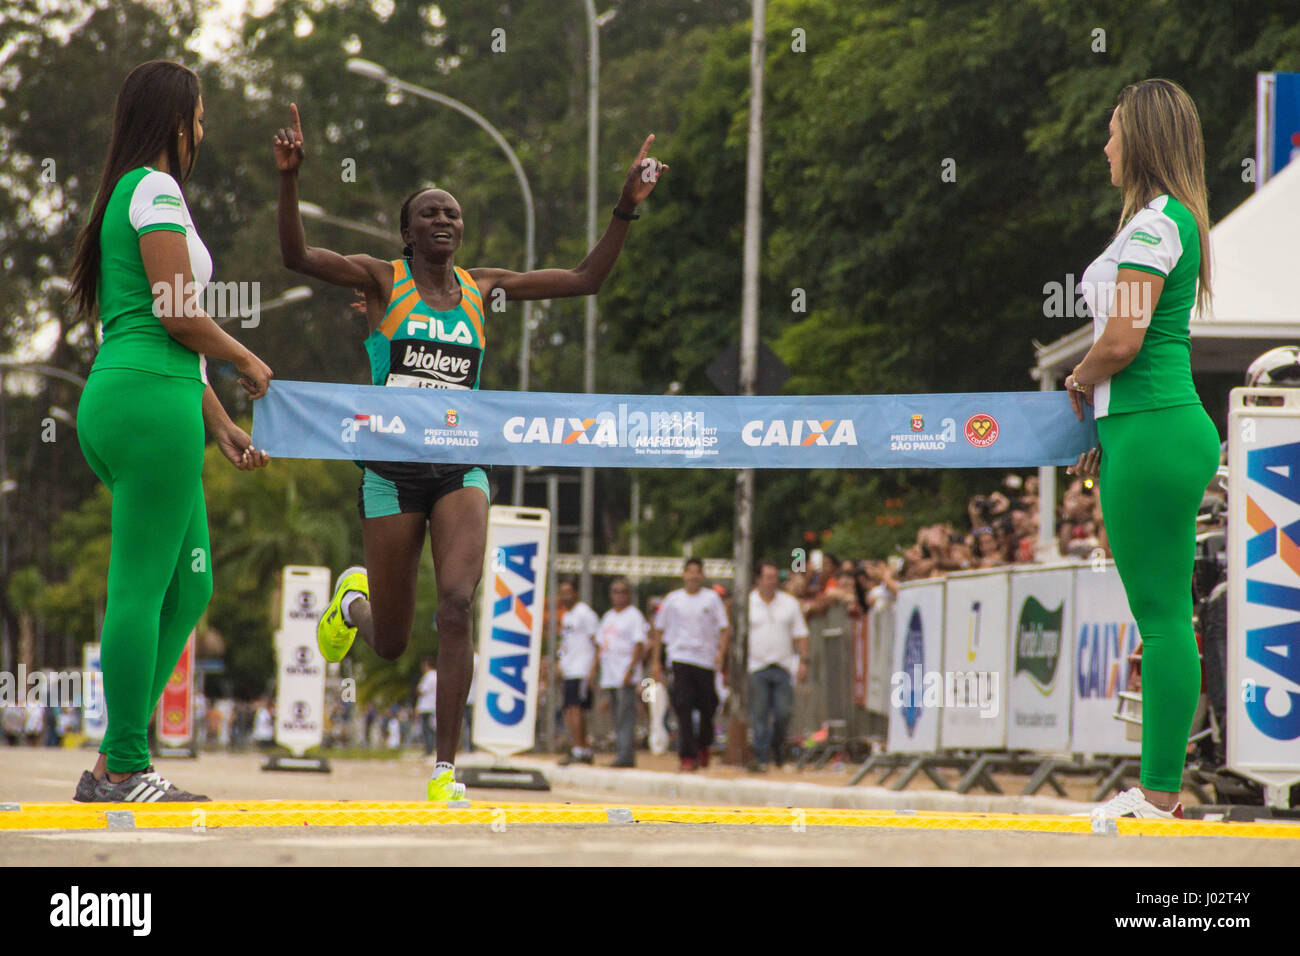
[3,748,1297,866]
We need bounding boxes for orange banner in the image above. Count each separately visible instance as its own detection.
[157,632,194,744]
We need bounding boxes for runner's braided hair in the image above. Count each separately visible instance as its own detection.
[399,186,439,260]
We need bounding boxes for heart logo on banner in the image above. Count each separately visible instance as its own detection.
[964,413,1000,448]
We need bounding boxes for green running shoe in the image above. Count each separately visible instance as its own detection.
[317,565,368,663]
[427,768,467,802]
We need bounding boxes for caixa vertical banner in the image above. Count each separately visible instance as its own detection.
[1228,388,1300,806]
[268,565,332,772]
[472,506,551,760]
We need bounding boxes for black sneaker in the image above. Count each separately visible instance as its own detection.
[73,770,99,802]
[86,767,210,803]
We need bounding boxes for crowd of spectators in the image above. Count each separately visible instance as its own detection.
[898,473,1043,579]
[898,472,1113,580]
[783,555,899,622]
[778,472,1115,602]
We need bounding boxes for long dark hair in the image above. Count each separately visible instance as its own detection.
[69,60,201,317]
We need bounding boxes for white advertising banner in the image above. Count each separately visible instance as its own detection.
[1070,562,1141,756]
[275,566,331,756]
[1227,387,1300,799]
[886,579,944,754]
[472,506,551,759]
[81,642,106,742]
[865,592,895,715]
[939,569,1010,750]
[1006,565,1074,753]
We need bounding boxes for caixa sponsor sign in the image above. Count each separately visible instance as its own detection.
[1228,389,1300,792]
[482,542,539,726]
[1237,440,1300,740]
[741,418,857,447]
[1074,620,1139,700]
[472,507,551,758]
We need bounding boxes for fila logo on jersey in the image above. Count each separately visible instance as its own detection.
[340,414,406,442]
[741,419,858,447]
[406,317,474,344]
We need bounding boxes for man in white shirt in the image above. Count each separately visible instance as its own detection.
[650,558,730,770]
[747,558,809,772]
[595,577,648,767]
[556,578,600,765]
[416,657,438,757]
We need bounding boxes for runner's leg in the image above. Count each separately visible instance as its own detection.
[354,513,427,660]
[428,484,489,764]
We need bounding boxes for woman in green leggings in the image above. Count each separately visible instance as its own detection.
[1065,79,1220,819]
[67,61,273,802]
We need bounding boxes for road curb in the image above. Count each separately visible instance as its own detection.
[456,754,1090,814]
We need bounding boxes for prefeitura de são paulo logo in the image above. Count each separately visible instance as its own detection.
[964,413,999,448]
[445,409,459,427]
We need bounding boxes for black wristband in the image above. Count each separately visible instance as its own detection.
[612,206,639,221]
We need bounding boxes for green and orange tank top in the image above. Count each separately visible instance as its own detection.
[364,259,486,390]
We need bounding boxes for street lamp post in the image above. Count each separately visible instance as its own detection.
[298,201,394,243]
[730,0,767,757]
[215,285,312,328]
[347,58,536,506]
[579,0,599,607]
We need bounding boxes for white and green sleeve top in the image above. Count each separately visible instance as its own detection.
[92,166,212,383]
[1080,194,1201,418]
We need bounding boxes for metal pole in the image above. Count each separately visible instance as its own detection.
[546,473,560,753]
[731,0,766,741]
[0,370,9,675]
[579,0,599,606]
[1037,370,1058,561]
[630,474,640,606]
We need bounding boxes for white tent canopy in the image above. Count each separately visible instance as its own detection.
[1032,158,1300,557]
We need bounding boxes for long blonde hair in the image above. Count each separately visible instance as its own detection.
[1114,78,1212,316]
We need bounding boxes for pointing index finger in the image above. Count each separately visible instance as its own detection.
[633,133,654,167]
[290,102,303,140]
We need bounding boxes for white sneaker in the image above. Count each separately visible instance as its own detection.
[1074,787,1183,820]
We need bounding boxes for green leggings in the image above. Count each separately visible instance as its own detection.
[77,369,212,773]
[1097,402,1219,792]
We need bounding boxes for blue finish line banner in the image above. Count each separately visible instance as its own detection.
[252,380,1097,470]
